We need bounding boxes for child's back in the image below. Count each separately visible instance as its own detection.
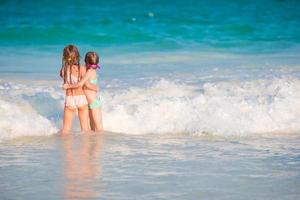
[84,68,98,103]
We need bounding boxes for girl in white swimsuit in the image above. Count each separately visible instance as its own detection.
[64,71,88,108]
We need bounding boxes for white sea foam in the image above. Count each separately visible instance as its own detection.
[102,78,300,136]
[0,77,299,139]
[0,82,60,141]
[0,99,58,140]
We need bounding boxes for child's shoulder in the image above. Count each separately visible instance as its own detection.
[79,65,86,72]
[87,68,97,73]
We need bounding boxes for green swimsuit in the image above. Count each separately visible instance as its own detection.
[88,78,102,109]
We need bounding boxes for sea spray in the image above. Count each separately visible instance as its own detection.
[0,82,61,141]
[0,77,299,140]
[0,99,58,140]
[103,78,300,136]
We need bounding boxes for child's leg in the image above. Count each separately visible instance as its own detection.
[62,106,76,134]
[89,109,95,131]
[78,105,90,132]
[91,108,104,132]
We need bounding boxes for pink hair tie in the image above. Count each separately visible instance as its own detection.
[87,64,101,69]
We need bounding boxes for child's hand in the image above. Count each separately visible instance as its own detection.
[62,84,69,90]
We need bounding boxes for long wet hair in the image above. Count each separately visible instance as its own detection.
[84,51,99,66]
[60,44,81,84]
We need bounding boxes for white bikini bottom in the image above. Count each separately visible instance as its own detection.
[65,95,88,109]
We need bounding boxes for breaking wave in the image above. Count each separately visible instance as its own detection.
[1,77,300,140]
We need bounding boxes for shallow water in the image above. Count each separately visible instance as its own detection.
[1,133,299,200]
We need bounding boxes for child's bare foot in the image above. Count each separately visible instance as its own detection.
[60,129,71,135]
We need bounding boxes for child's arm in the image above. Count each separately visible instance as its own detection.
[63,70,92,90]
[84,81,99,91]
[80,66,98,91]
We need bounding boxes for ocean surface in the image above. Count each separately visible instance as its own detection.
[0,0,300,199]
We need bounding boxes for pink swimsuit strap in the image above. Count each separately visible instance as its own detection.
[87,64,101,70]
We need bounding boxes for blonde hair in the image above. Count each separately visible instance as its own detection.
[60,44,81,84]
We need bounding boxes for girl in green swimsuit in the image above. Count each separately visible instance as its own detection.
[63,51,104,132]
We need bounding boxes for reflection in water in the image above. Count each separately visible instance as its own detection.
[62,134,104,200]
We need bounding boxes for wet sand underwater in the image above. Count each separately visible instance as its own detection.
[1,132,300,200]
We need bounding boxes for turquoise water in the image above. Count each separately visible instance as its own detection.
[0,0,300,51]
[0,0,300,78]
[0,0,300,77]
